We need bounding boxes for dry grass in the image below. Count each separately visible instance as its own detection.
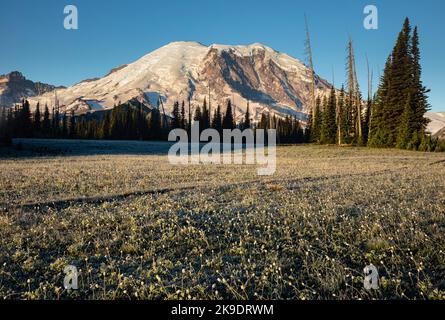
[0,140,444,299]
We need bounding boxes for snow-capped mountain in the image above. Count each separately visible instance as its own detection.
[0,71,64,107]
[425,112,445,136]
[26,41,333,121]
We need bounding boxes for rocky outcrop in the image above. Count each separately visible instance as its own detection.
[0,71,63,107]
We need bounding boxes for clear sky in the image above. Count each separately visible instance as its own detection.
[0,0,443,111]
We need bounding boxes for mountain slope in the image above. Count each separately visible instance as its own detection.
[0,71,63,107]
[425,112,445,136]
[434,127,445,140]
[27,41,332,120]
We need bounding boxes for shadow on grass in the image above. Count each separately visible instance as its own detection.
[0,138,261,159]
[0,138,176,158]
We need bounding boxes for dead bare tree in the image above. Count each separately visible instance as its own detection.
[352,44,362,141]
[304,14,316,124]
[346,38,362,143]
[158,96,167,129]
[188,97,192,133]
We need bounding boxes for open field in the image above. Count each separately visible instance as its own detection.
[1,139,445,299]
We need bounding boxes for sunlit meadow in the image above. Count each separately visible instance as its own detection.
[0,140,444,299]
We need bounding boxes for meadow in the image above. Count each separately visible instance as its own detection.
[0,139,444,299]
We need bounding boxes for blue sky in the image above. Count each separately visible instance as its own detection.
[0,0,443,111]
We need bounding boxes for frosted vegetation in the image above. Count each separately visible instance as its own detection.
[1,140,444,299]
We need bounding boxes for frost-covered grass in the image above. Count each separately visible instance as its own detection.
[0,140,445,299]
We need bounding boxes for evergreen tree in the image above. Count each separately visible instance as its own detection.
[259,112,269,130]
[355,92,365,146]
[172,101,181,129]
[311,96,322,143]
[0,107,11,145]
[139,104,150,140]
[292,117,304,143]
[110,107,122,139]
[369,18,430,150]
[201,98,210,130]
[243,102,251,129]
[61,113,68,138]
[69,110,76,138]
[181,101,186,129]
[194,105,202,132]
[320,87,337,144]
[0,107,6,133]
[368,56,392,147]
[387,18,412,145]
[410,26,430,135]
[34,102,41,135]
[212,105,223,133]
[20,100,32,137]
[87,120,98,139]
[149,109,161,140]
[305,108,313,142]
[99,113,111,139]
[396,94,416,149]
[337,86,347,145]
[222,100,235,130]
[0,107,9,145]
[187,99,192,134]
[42,104,51,136]
[363,96,372,145]
[375,18,413,147]
[52,106,60,137]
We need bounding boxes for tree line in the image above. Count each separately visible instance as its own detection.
[0,98,306,145]
[306,18,444,152]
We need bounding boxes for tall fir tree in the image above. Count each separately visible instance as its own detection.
[61,113,68,137]
[188,99,192,134]
[310,96,322,143]
[194,105,202,125]
[150,109,161,140]
[410,26,430,134]
[243,102,251,129]
[201,98,210,130]
[337,86,346,145]
[42,104,50,136]
[368,56,392,147]
[396,94,416,149]
[222,100,235,130]
[363,96,372,145]
[52,106,60,137]
[34,102,41,135]
[69,110,76,138]
[212,105,223,133]
[305,107,313,142]
[181,101,186,129]
[20,100,32,137]
[320,87,337,144]
[172,101,181,129]
[373,18,412,147]
[99,113,111,139]
[259,112,269,130]
[369,18,430,150]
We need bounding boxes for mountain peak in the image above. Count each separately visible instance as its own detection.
[0,72,62,107]
[2,71,25,81]
[162,41,206,48]
[24,41,332,121]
